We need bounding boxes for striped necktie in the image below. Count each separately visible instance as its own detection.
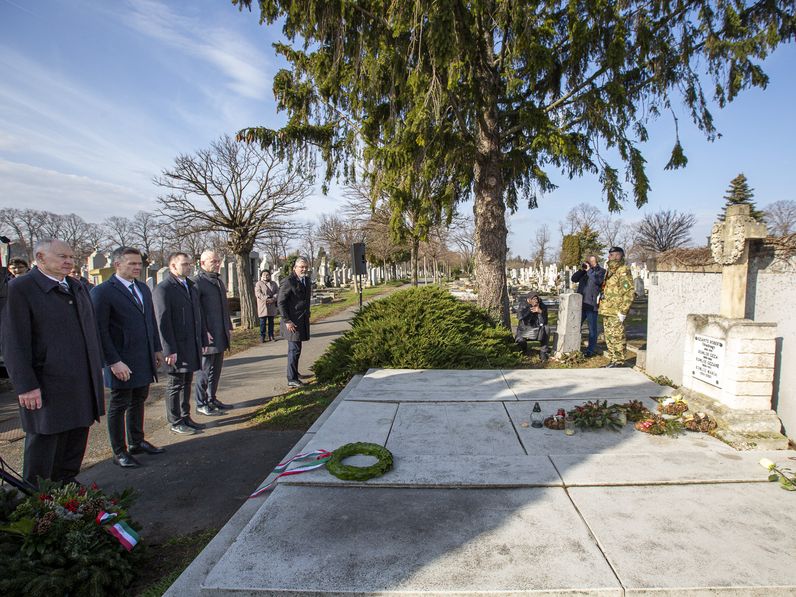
[59,279,71,294]
[129,282,144,311]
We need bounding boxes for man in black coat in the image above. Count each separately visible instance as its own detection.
[1,239,105,486]
[153,252,206,435]
[277,257,311,387]
[91,247,165,468]
[192,250,233,416]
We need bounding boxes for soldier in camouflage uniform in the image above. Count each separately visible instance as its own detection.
[599,247,635,367]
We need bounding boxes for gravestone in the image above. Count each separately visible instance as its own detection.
[87,251,107,270]
[680,205,785,448]
[156,267,169,284]
[554,292,582,357]
[633,276,645,298]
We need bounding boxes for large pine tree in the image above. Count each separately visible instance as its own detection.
[233,0,794,326]
[720,173,764,222]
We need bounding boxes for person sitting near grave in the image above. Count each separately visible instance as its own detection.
[515,293,550,362]
[7,258,29,278]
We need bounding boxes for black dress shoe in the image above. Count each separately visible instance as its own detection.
[113,452,141,468]
[184,418,206,430]
[211,399,232,410]
[129,440,165,455]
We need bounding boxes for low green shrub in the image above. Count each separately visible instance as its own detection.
[313,286,522,384]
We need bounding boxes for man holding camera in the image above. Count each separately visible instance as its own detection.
[571,255,605,357]
[600,247,635,368]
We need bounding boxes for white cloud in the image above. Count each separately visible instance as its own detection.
[0,159,155,218]
[124,0,271,100]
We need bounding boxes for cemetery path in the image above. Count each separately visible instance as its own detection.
[0,300,376,544]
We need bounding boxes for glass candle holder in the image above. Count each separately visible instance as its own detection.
[564,416,575,436]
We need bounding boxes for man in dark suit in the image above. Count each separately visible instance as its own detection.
[192,250,233,416]
[91,247,165,468]
[277,256,311,388]
[153,252,206,435]
[1,238,104,486]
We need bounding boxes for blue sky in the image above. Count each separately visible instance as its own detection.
[1,0,794,256]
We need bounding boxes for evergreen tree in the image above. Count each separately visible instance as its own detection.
[233,0,794,326]
[560,235,581,268]
[720,173,764,222]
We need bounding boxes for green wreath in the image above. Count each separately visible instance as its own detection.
[326,442,393,481]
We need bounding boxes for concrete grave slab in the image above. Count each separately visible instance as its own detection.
[300,400,397,454]
[502,368,671,402]
[505,401,735,455]
[202,485,622,596]
[386,402,525,455]
[552,450,785,486]
[281,454,562,488]
[569,483,796,595]
[346,368,516,401]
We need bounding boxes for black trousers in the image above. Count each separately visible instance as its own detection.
[107,385,149,455]
[23,426,90,487]
[194,353,224,407]
[166,371,194,425]
[260,316,275,339]
[287,340,302,382]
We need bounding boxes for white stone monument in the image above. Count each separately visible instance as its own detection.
[554,292,583,357]
[680,204,785,448]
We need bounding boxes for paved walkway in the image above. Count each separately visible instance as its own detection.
[171,368,796,596]
[0,307,361,543]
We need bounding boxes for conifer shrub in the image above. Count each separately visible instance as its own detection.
[313,287,522,384]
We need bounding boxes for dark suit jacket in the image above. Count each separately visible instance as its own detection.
[277,273,311,342]
[153,273,205,372]
[191,270,232,354]
[1,268,105,434]
[91,276,162,389]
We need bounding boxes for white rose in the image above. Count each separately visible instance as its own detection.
[759,458,776,471]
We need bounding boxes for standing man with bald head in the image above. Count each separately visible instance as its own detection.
[1,239,104,486]
[192,250,233,415]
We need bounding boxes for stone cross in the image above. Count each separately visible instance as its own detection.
[709,204,767,319]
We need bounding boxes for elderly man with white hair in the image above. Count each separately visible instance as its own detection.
[192,250,233,415]
[1,238,104,486]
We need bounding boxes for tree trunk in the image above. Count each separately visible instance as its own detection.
[473,111,510,327]
[235,252,258,329]
[410,238,419,287]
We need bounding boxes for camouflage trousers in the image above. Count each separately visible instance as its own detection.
[603,315,626,363]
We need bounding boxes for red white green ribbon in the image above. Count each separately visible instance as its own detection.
[249,449,331,498]
[96,511,140,551]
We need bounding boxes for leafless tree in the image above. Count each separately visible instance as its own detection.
[763,200,796,236]
[448,213,476,274]
[0,208,43,261]
[59,213,96,264]
[635,210,697,254]
[155,135,311,328]
[316,213,366,266]
[103,216,135,249]
[129,211,162,259]
[531,223,551,265]
[559,203,601,236]
[299,222,319,269]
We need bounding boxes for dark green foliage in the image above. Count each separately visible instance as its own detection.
[560,234,581,267]
[313,287,522,384]
[0,481,141,597]
[326,442,393,481]
[719,173,764,221]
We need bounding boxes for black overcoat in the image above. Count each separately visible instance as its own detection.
[91,276,162,389]
[191,270,232,354]
[1,268,105,434]
[153,273,205,372]
[277,273,311,342]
